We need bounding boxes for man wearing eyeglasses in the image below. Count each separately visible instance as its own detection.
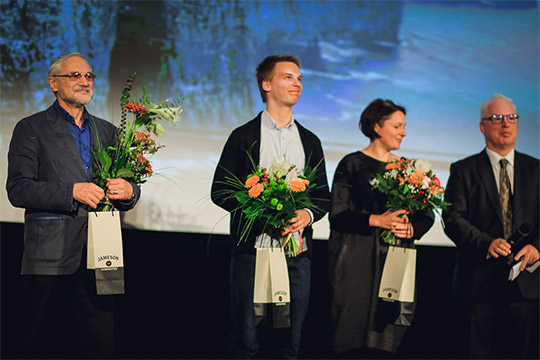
[443,93,539,358]
[6,52,140,358]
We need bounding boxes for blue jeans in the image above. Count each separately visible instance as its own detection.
[229,252,311,359]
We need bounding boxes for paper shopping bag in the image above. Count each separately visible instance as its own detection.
[254,248,290,303]
[87,211,125,295]
[378,246,416,302]
[253,248,291,328]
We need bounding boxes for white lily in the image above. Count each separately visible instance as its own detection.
[414,159,432,173]
[422,176,431,190]
[149,105,183,124]
[268,157,290,180]
[285,167,300,188]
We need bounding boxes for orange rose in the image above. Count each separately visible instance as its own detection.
[248,183,264,198]
[290,179,307,192]
[302,179,310,186]
[385,162,400,170]
[245,175,260,188]
[430,176,441,187]
[407,171,425,186]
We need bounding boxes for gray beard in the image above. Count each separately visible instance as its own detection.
[58,92,93,107]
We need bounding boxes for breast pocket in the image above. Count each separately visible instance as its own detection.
[24,216,66,262]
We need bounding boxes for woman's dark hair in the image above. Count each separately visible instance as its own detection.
[359,98,406,140]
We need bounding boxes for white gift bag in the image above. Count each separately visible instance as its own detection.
[87,211,124,295]
[378,246,416,302]
[253,248,291,328]
[253,248,290,304]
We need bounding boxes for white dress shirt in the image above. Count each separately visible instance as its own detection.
[485,147,515,194]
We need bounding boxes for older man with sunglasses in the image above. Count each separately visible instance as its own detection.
[443,93,539,358]
[6,52,140,358]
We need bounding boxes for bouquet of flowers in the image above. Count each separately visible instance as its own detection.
[370,157,449,245]
[92,73,182,211]
[220,157,321,256]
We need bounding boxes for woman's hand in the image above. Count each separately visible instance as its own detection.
[392,220,414,239]
[370,209,408,229]
[369,209,414,239]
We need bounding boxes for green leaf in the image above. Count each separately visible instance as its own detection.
[94,151,112,171]
[117,168,135,178]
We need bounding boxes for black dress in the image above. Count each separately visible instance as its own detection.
[328,151,434,354]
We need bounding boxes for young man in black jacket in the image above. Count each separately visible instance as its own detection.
[211,54,330,358]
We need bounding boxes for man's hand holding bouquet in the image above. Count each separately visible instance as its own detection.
[217,156,323,256]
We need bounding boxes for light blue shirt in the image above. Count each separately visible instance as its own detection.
[259,110,305,171]
[255,110,311,252]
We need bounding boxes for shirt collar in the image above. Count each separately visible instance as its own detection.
[54,100,89,125]
[486,147,514,168]
[262,110,294,130]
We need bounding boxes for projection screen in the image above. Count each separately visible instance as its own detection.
[1,1,539,246]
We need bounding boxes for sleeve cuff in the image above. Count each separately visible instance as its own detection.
[304,208,314,227]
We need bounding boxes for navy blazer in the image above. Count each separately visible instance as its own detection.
[6,104,140,275]
[443,149,539,301]
[211,112,331,256]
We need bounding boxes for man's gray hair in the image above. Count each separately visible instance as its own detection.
[48,52,86,77]
[480,93,517,118]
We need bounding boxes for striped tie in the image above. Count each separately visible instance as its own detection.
[499,159,513,239]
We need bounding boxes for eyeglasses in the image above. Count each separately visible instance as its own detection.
[481,114,519,124]
[52,72,97,82]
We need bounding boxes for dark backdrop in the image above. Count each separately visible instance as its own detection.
[1,221,461,359]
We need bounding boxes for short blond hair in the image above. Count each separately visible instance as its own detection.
[480,93,516,118]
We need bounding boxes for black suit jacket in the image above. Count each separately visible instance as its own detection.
[443,149,539,301]
[6,104,140,275]
[211,112,330,256]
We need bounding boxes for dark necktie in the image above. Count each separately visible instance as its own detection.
[499,159,513,239]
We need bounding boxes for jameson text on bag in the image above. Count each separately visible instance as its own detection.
[378,246,416,303]
[87,211,125,295]
[253,248,291,328]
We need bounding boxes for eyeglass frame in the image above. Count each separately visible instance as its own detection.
[51,72,97,82]
[481,114,519,124]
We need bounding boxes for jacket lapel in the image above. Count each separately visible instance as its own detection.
[46,105,88,180]
[251,112,262,165]
[476,149,504,225]
[295,120,313,168]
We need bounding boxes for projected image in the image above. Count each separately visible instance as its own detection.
[1,1,539,246]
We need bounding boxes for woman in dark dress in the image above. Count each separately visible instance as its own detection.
[328,99,434,358]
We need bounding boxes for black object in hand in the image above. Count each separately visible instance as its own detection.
[507,224,531,266]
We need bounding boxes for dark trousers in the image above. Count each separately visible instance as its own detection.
[229,252,311,359]
[467,300,539,359]
[18,266,115,359]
